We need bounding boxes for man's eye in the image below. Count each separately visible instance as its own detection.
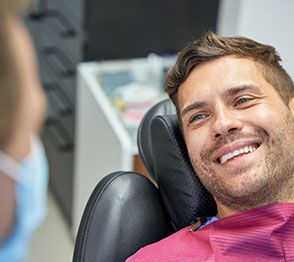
[235,97,252,106]
[189,113,208,123]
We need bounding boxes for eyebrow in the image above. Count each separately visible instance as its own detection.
[181,101,208,117]
[225,84,262,97]
[181,84,262,117]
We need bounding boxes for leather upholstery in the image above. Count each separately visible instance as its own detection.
[151,114,217,229]
[73,172,174,262]
[137,99,176,178]
[138,99,217,230]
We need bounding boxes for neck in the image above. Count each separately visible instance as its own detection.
[275,173,294,202]
[216,175,294,218]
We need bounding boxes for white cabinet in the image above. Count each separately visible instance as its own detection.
[72,58,173,236]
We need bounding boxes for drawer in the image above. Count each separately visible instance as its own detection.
[57,113,75,139]
[41,51,76,106]
[58,73,76,104]
[39,7,78,40]
[45,111,75,140]
[44,108,75,140]
[40,12,82,64]
[46,85,74,118]
[44,119,73,152]
[40,57,75,116]
[24,16,46,52]
[42,130,73,225]
[42,47,75,78]
[46,0,83,28]
[39,57,55,86]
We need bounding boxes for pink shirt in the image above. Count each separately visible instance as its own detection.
[127,203,294,262]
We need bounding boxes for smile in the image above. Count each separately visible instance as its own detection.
[219,145,258,164]
[212,138,262,165]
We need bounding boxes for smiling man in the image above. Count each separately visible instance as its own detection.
[127,32,294,261]
[178,54,294,218]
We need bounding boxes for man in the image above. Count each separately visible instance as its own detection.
[127,32,294,261]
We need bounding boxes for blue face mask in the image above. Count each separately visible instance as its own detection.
[0,137,49,261]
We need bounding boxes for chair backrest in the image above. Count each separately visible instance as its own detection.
[73,172,174,262]
[73,99,217,262]
[138,99,217,230]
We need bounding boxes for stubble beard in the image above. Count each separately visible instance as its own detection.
[191,112,294,213]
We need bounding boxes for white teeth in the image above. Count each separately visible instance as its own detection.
[233,150,239,156]
[220,145,257,164]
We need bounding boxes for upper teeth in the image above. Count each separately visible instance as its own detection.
[220,146,256,164]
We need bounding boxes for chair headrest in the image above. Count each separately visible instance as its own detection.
[138,99,217,230]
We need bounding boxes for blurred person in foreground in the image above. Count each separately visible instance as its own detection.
[127,32,294,261]
[0,0,48,261]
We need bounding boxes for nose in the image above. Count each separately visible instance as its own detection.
[212,106,243,138]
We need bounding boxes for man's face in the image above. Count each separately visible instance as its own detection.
[178,56,294,213]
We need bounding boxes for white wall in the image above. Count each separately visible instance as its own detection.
[217,0,294,78]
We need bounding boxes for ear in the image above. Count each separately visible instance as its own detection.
[289,97,294,116]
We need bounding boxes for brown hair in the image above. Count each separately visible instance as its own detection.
[166,32,294,111]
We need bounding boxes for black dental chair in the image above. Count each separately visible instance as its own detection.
[72,99,217,262]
